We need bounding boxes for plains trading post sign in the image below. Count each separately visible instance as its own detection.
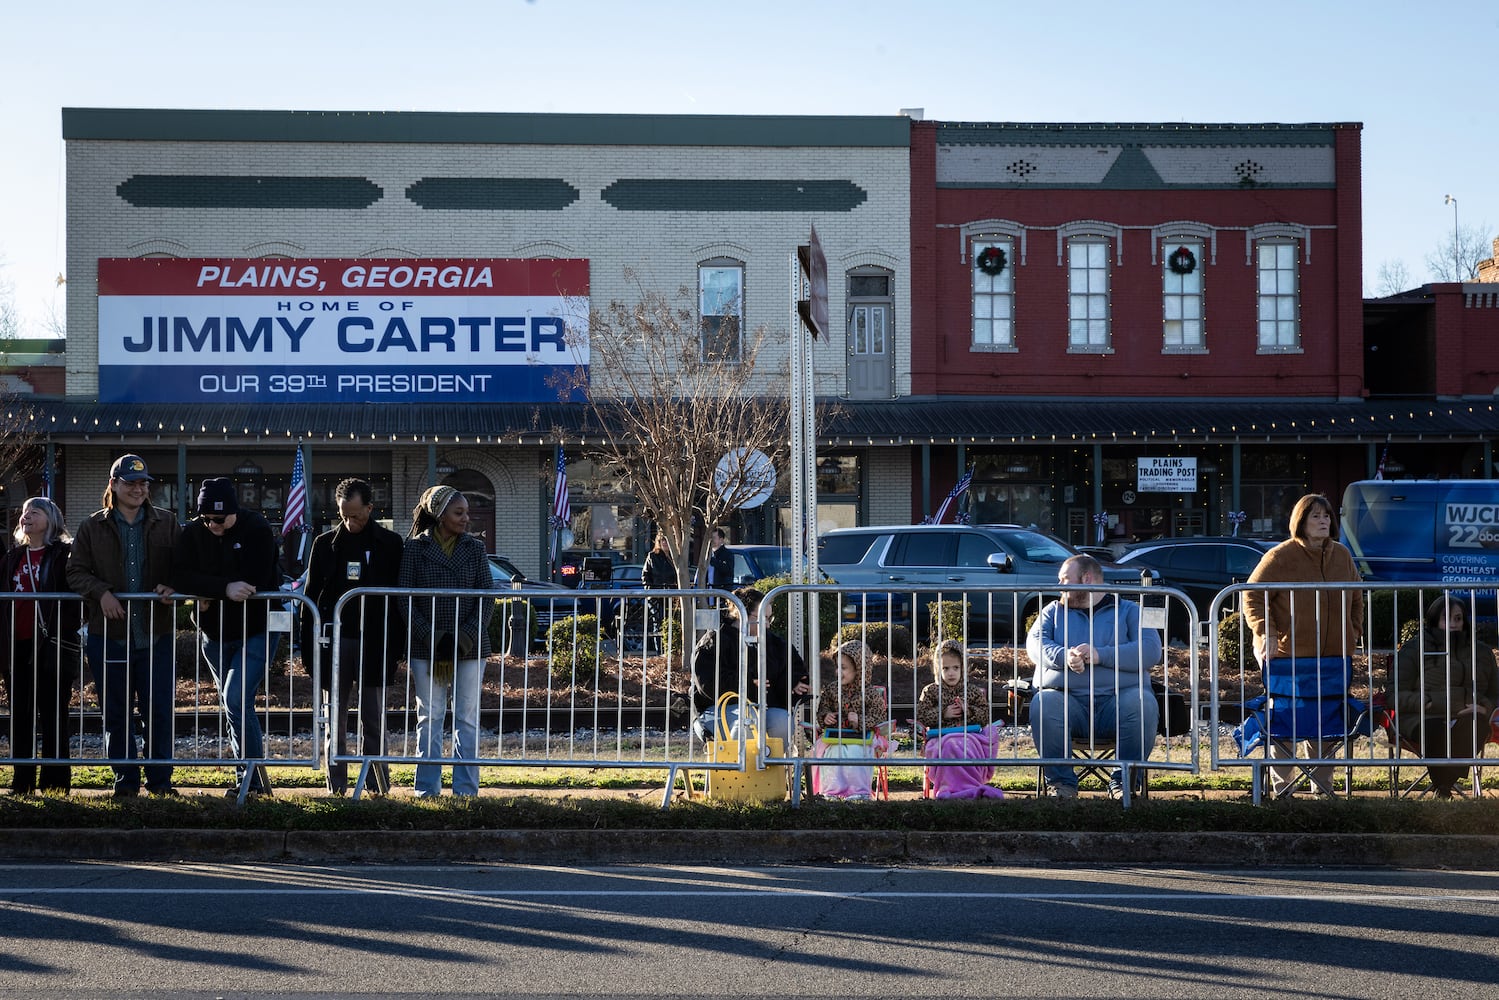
[1136,456,1197,493]
[96,258,589,403]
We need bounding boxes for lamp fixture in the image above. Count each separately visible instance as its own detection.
[435,456,458,477]
[233,458,262,477]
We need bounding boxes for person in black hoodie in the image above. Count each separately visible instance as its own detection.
[301,478,404,795]
[2,496,79,794]
[173,477,283,797]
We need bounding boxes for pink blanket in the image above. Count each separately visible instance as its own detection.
[923,726,1005,800]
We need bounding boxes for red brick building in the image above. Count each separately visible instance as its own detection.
[873,120,1494,543]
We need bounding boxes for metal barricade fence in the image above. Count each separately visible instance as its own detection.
[757,582,1201,806]
[1,591,321,803]
[1208,582,1498,802]
[328,586,749,806]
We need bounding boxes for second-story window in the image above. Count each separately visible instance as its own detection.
[1163,240,1205,350]
[699,259,743,362]
[972,238,1016,350]
[1068,239,1110,351]
[1256,239,1300,351]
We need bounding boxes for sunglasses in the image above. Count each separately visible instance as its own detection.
[201,515,229,525]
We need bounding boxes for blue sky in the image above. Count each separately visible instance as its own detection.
[2,0,1494,336]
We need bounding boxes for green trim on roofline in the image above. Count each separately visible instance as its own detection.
[116,175,382,209]
[63,108,912,148]
[602,179,868,212]
[406,177,580,211]
[935,122,1348,146]
[936,181,1337,191]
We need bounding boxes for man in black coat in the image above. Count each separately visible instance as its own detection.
[301,478,404,795]
[173,477,283,798]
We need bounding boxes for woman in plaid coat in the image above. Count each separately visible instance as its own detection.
[398,485,492,797]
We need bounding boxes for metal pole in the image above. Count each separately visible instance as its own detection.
[1445,195,1460,281]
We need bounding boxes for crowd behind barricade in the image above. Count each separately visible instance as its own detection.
[4,468,1498,806]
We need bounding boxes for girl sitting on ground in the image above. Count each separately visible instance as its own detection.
[812,640,888,800]
[916,639,1005,799]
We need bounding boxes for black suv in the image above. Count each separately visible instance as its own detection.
[818,524,1152,642]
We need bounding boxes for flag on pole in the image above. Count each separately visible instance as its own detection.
[1375,444,1389,480]
[284,445,308,536]
[549,446,570,529]
[549,445,570,565]
[927,466,974,524]
[40,462,51,500]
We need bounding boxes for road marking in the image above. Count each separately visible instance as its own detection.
[4,887,1498,902]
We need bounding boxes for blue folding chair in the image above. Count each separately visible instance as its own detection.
[1235,656,1370,800]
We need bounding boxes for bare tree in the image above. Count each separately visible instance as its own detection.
[1374,259,1413,297]
[555,273,792,597]
[1424,223,1494,282]
[0,266,44,487]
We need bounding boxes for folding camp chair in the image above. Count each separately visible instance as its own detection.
[1374,691,1491,799]
[1250,656,1369,801]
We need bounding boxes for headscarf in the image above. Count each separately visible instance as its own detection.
[419,484,461,519]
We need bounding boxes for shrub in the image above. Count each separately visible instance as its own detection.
[1367,588,1424,649]
[1397,618,1421,647]
[1217,611,1253,668]
[545,614,600,681]
[492,598,545,652]
[754,575,841,644]
[833,622,913,659]
[658,612,684,656]
[928,600,968,644]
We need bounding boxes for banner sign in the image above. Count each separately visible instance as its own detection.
[1136,456,1197,493]
[97,257,589,403]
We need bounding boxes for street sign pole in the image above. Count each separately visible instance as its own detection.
[791,226,826,658]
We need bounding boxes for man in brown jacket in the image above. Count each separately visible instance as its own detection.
[1242,493,1363,796]
[67,454,182,798]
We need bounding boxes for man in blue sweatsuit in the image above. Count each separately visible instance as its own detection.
[1026,554,1162,800]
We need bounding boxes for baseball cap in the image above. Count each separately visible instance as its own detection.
[110,454,153,482]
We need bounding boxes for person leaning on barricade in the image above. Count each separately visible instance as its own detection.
[1393,596,1498,798]
[1026,554,1163,801]
[302,478,404,796]
[2,496,78,795]
[399,485,491,798]
[1242,493,1363,798]
[173,477,283,799]
[66,454,181,798]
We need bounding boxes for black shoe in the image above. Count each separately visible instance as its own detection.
[148,787,181,798]
[112,787,140,799]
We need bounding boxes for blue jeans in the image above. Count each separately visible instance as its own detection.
[410,657,482,797]
[1030,686,1159,792]
[85,632,176,793]
[202,632,277,793]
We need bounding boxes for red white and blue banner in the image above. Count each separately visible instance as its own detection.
[96,257,589,404]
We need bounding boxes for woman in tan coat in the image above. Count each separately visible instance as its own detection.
[1242,494,1364,796]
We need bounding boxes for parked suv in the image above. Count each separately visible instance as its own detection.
[818,524,1150,641]
[1115,536,1273,640]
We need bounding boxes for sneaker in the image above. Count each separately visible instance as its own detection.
[111,787,140,799]
[1048,784,1078,800]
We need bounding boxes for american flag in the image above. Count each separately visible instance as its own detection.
[549,445,570,529]
[283,445,308,535]
[930,466,974,524]
[1375,444,1389,481]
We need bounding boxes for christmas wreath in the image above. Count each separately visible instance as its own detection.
[975,246,1008,276]
[1168,245,1197,275]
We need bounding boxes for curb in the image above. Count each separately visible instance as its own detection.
[5,830,1499,867]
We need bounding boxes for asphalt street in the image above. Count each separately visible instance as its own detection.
[2,863,1497,998]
